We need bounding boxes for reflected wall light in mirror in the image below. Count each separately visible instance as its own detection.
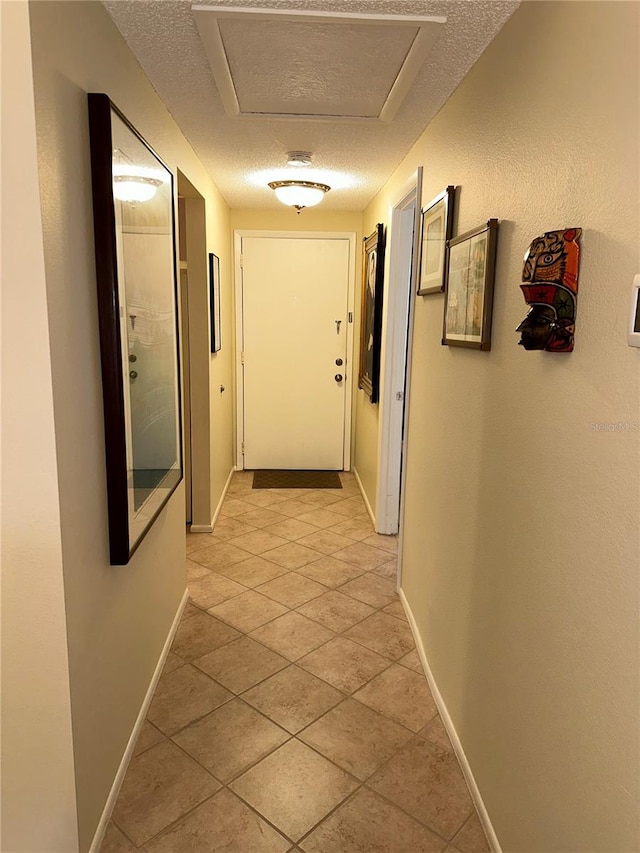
[88,93,183,565]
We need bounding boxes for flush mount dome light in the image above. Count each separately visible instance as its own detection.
[268,180,331,212]
[112,164,166,203]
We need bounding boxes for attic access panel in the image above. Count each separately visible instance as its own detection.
[192,5,445,122]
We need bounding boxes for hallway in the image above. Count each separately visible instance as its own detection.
[6,2,640,848]
[101,472,489,852]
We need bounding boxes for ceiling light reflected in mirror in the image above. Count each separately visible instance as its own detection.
[112,163,168,203]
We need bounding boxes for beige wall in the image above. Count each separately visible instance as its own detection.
[28,2,233,849]
[179,191,212,528]
[178,183,234,529]
[353,388,378,507]
[355,206,393,514]
[361,2,640,850]
[207,202,236,509]
[1,4,78,850]
[230,208,362,236]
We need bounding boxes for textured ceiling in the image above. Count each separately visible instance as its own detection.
[211,17,426,118]
[104,0,520,210]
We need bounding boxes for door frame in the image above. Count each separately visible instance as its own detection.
[234,230,357,471]
[375,169,423,552]
[177,172,212,531]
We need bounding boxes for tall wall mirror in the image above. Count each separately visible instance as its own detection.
[88,93,182,565]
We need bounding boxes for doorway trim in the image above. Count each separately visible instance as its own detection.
[177,172,212,531]
[375,168,423,549]
[234,230,357,471]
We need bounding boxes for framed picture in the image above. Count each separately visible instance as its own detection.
[209,252,221,352]
[417,186,455,295]
[358,223,386,403]
[443,219,499,350]
[88,93,183,564]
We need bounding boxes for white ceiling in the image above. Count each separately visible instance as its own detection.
[104,0,520,210]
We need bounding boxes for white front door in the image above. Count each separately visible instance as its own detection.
[241,235,351,470]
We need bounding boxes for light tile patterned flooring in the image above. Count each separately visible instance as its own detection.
[101,472,489,853]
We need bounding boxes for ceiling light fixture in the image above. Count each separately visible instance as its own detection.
[112,164,166,203]
[268,180,331,213]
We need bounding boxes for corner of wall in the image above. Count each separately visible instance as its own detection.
[1,3,79,849]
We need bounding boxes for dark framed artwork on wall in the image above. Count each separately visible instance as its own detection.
[209,252,221,352]
[358,223,386,404]
[87,93,183,565]
[417,185,455,295]
[443,219,499,350]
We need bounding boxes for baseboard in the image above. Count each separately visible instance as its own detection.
[189,466,235,533]
[88,589,189,853]
[398,588,502,853]
[352,466,376,526]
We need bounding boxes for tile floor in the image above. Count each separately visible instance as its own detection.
[101,471,489,853]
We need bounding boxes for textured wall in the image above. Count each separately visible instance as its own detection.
[230,208,363,234]
[362,2,639,850]
[203,198,234,523]
[28,2,233,849]
[1,4,78,849]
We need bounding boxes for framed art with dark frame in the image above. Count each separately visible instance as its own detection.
[417,185,455,295]
[358,223,386,403]
[209,252,221,352]
[442,218,499,350]
[88,93,183,565]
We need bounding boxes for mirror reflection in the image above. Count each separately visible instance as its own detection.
[111,113,181,543]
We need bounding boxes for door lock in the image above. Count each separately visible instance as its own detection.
[335,358,343,366]
[129,370,138,379]
[334,374,343,382]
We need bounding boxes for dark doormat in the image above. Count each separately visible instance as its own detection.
[252,470,343,489]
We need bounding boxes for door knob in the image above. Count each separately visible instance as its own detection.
[335,358,343,366]
[334,374,343,382]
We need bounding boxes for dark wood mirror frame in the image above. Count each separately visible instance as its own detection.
[88,93,183,565]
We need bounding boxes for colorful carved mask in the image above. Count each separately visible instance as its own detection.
[517,228,582,352]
